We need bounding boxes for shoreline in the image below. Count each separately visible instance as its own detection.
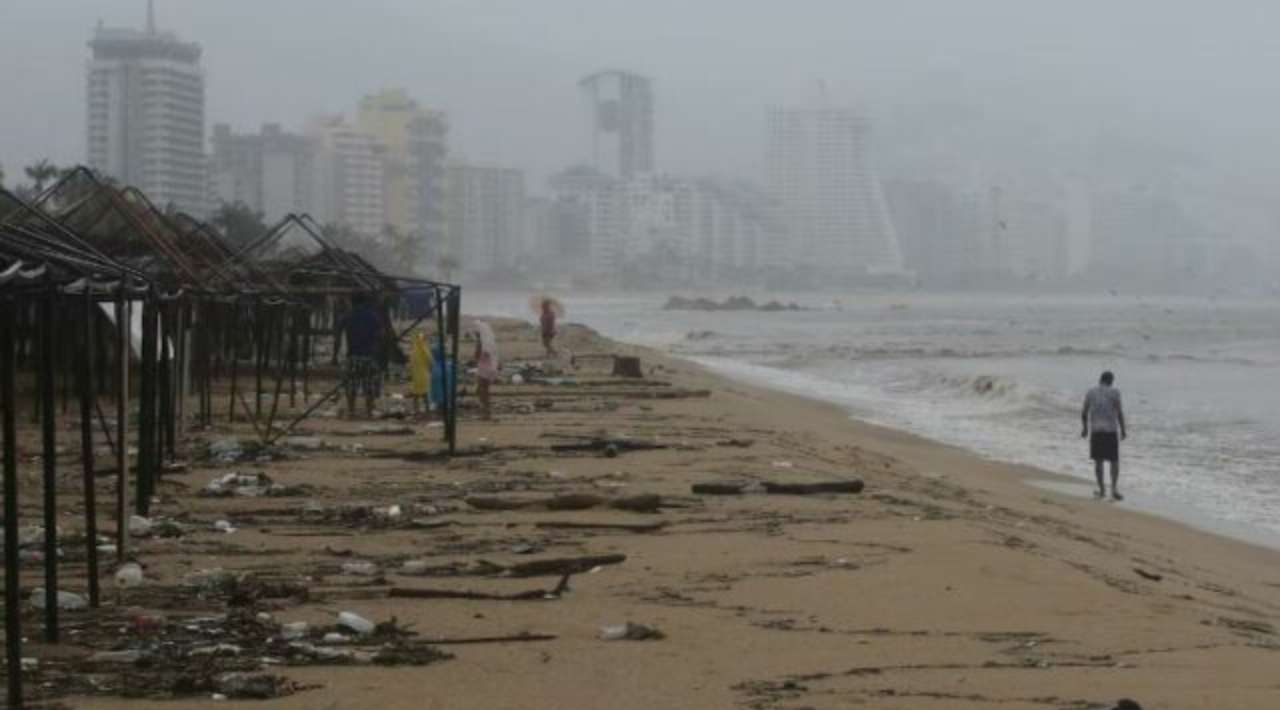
[683,352,1280,555]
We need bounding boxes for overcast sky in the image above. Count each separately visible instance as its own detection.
[5,0,1280,191]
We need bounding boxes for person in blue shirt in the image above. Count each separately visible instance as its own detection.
[338,294,387,418]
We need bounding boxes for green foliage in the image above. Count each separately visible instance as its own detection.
[211,201,268,247]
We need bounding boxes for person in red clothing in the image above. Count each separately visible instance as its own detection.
[539,298,558,358]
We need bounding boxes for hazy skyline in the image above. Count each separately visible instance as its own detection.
[5,0,1280,190]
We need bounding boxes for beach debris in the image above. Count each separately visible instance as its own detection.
[548,436,668,455]
[1132,568,1163,582]
[88,649,144,664]
[130,514,154,537]
[504,553,626,578]
[610,494,663,513]
[535,520,666,533]
[216,672,295,700]
[762,480,864,495]
[323,632,352,644]
[280,621,309,640]
[718,438,755,448]
[1112,700,1143,710]
[29,588,88,610]
[114,562,145,588]
[466,493,665,513]
[389,573,571,602]
[281,435,325,451]
[771,461,794,469]
[692,482,747,495]
[341,561,379,577]
[202,471,272,497]
[356,424,415,436]
[214,519,237,534]
[337,611,376,635]
[598,622,665,641]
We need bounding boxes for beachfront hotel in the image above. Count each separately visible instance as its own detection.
[85,3,207,216]
[766,103,903,277]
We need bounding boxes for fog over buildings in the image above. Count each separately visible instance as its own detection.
[3,1,1280,292]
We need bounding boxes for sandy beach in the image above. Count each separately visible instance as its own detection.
[8,317,1280,710]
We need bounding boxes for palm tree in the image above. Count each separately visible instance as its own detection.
[24,159,61,194]
[210,202,268,247]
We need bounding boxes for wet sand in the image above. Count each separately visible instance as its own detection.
[9,318,1280,709]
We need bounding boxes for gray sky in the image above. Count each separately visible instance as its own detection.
[5,0,1280,191]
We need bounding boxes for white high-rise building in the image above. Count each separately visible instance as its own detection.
[209,123,316,223]
[86,6,206,215]
[308,116,386,237]
[765,104,903,275]
[445,162,526,275]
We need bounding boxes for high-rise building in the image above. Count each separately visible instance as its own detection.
[445,162,526,275]
[86,4,207,215]
[765,104,903,276]
[357,89,448,256]
[579,70,654,179]
[209,123,316,223]
[308,116,386,237]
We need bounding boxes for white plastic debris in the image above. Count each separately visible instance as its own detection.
[30,588,88,611]
[280,621,309,640]
[322,632,350,644]
[401,560,429,575]
[336,611,375,635]
[114,562,144,588]
[129,515,153,537]
[214,520,237,534]
[89,649,143,663]
[598,624,629,641]
[341,561,378,576]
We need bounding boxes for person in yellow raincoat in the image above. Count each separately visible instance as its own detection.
[409,331,433,419]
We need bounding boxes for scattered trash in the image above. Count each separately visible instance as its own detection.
[691,482,746,495]
[401,560,431,575]
[1113,700,1143,710]
[214,520,237,534]
[88,649,144,664]
[114,562,145,588]
[358,424,414,436]
[598,622,665,641]
[1133,568,1163,582]
[216,672,295,700]
[762,480,863,495]
[130,515,154,537]
[281,436,325,451]
[341,561,379,576]
[322,632,351,645]
[771,461,794,469]
[202,472,276,498]
[30,588,89,611]
[337,611,375,635]
[280,621,309,640]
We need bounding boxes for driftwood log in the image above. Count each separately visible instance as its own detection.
[762,480,864,495]
[389,573,571,601]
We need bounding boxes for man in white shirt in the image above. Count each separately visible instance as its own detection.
[1082,371,1127,500]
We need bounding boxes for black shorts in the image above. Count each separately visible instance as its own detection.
[1090,432,1119,462]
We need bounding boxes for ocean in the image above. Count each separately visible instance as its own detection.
[468,292,1280,547]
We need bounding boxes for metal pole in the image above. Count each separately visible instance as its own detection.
[136,298,157,516]
[115,288,130,563]
[39,282,59,642]
[2,296,25,708]
[228,302,239,423]
[79,291,101,608]
[447,288,461,454]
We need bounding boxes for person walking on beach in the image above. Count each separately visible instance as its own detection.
[1082,371,1127,500]
[472,321,500,421]
[338,294,386,419]
[540,298,559,358]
